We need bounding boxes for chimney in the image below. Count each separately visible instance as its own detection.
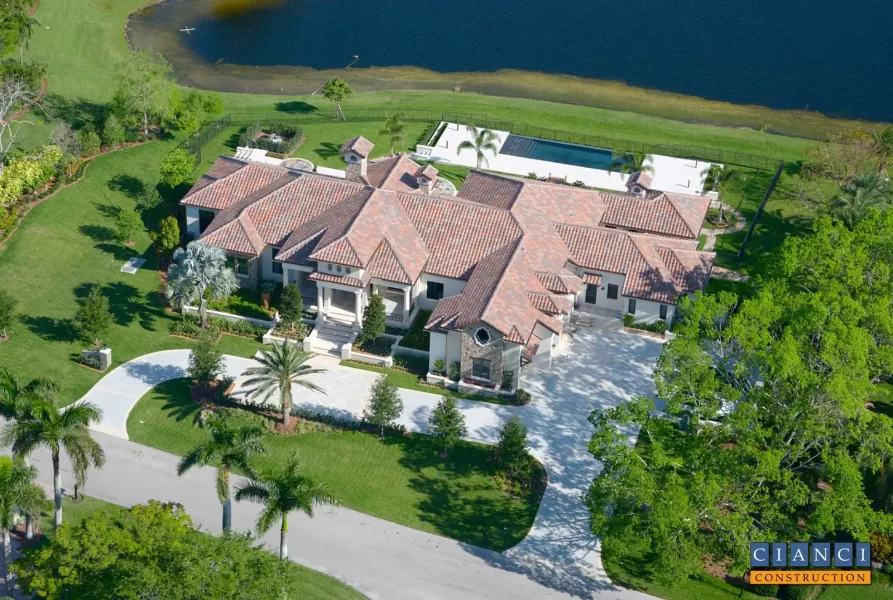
[340,136,373,181]
[416,164,439,195]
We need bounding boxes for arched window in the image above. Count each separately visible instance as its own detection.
[474,327,491,346]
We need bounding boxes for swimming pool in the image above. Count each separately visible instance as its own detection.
[499,135,622,171]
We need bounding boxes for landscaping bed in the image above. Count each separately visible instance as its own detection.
[239,122,305,156]
[127,378,543,551]
[204,287,279,320]
[354,335,394,356]
[170,312,267,340]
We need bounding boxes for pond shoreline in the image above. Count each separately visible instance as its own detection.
[125,2,887,140]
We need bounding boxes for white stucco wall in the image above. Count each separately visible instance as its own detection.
[429,331,447,372]
[416,274,467,311]
[624,297,676,325]
[445,330,463,372]
[574,269,626,313]
[503,342,522,389]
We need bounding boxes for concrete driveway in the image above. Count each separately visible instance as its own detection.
[79,328,662,598]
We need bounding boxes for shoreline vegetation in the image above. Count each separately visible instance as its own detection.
[125,7,888,141]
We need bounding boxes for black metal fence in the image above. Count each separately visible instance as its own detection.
[734,159,785,267]
[178,109,780,171]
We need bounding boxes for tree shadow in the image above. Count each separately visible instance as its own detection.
[92,201,121,219]
[224,131,241,152]
[381,434,537,552]
[20,315,78,343]
[107,174,146,199]
[313,142,342,162]
[73,280,164,331]
[78,224,116,243]
[273,101,318,114]
[43,93,108,130]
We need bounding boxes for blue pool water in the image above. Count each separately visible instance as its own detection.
[500,135,619,171]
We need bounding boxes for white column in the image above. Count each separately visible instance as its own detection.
[355,291,363,323]
[317,287,324,317]
[282,267,289,287]
[403,289,411,314]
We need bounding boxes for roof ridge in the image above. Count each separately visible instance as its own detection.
[373,238,411,282]
[479,237,526,331]
[660,193,697,237]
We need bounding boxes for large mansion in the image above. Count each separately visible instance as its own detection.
[181,137,715,389]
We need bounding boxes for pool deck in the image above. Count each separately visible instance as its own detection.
[416,122,713,193]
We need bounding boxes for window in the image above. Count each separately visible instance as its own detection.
[228,256,248,277]
[472,358,491,380]
[336,264,342,274]
[659,304,668,320]
[628,299,637,315]
[607,284,619,300]
[584,284,597,305]
[198,210,215,233]
[327,263,333,272]
[271,247,282,275]
[426,281,444,300]
[474,327,491,346]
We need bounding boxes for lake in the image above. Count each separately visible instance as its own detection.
[129,0,893,122]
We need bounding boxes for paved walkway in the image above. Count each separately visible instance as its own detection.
[66,329,663,599]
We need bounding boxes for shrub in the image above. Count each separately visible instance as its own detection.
[159,148,196,187]
[751,584,778,597]
[0,145,63,204]
[782,584,815,600]
[238,122,304,155]
[77,352,102,370]
[0,290,15,338]
[358,294,386,345]
[152,216,180,254]
[448,361,460,381]
[278,284,303,328]
[357,335,393,357]
[78,129,101,157]
[169,314,206,339]
[494,416,530,477]
[136,187,163,212]
[427,396,467,455]
[501,370,515,391]
[102,114,125,147]
[115,208,144,243]
[188,332,223,387]
[515,388,532,405]
[871,532,893,563]
[272,321,308,341]
[433,359,444,373]
[623,313,667,334]
[208,316,266,339]
[363,374,403,437]
[392,354,428,377]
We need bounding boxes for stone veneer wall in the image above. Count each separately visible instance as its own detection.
[460,323,505,385]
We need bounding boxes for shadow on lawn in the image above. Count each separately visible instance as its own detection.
[107,174,146,199]
[313,142,342,162]
[149,378,201,424]
[273,101,318,114]
[21,315,78,343]
[383,434,535,552]
[73,281,164,332]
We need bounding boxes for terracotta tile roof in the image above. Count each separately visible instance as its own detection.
[419,164,438,180]
[600,192,708,239]
[525,292,573,315]
[365,240,412,284]
[522,334,542,361]
[630,172,653,189]
[398,193,521,279]
[536,272,579,294]
[340,136,374,158]
[311,237,363,267]
[582,273,601,285]
[456,170,525,210]
[308,272,364,288]
[183,160,286,211]
[556,224,715,304]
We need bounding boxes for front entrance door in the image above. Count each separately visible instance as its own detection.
[330,289,355,313]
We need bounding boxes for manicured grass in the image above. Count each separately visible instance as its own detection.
[339,360,519,406]
[602,545,767,600]
[818,577,893,599]
[127,378,542,551]
[0,139,263,405]
[30,494,364,598]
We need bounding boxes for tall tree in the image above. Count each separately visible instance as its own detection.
[159,148,196,187]
[427,396,467,455]
[322,78,353,121]
[74,283,112,348]
[0,76,41,158]
[0,456,48,596]
[241,343,325,427]
[2,394,105,527]
[12,12,38,65]
[177,411,267,532]
[235,453,337,560]
[152,215,180,255]
[278,284,303,331]
[165,241,239,329]
[379,113,405,154]
[586,214,893,583]
[187,332,224,389]
[0,290,15,340]
[831,171,891,229]
[113,50,174,138]
[115,208,144,245]
[363,374,403,437]
[494,415,530,477]
[457,126,499,169]
[870,126,893,177]
[609,151,654,176]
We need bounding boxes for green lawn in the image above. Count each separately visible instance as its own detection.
[127,378,542,551]
[0,139,263,405]
[36,495,119,538]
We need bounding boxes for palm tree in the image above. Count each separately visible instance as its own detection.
[234,453,337,560]
[241,343,326,427]
[1,396,105,527]
[831,171,892,229]
[379,113,406,155]
[870,127,893,177]
[165,241,239,329]
[0,373,56,539]
[701,165,744,224]
[176,411,266,532]
[457,126,499,169]
[0,456,49,596]
[14,14,39,66]
[609,151,654,176]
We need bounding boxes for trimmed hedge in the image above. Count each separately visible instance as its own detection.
[622,313,667,334]
[397,310,431,350]
[238,122,304,155]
